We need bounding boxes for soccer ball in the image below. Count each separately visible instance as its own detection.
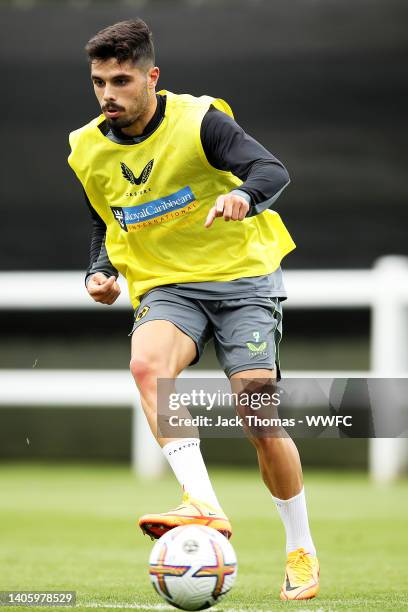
[148,524,238,611]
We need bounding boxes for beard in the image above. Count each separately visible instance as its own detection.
[105,114,137,130]
[103,87,149,131]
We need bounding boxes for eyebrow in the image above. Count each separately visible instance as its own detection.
[91,73,133,80]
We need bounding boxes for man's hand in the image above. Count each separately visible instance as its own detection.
[87,273,121,305]
[204,193,250,228]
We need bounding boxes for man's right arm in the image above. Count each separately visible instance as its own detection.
[84,192,121,304]
[84,192,118,284]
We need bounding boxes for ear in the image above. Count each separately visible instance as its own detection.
[148,66,160,89]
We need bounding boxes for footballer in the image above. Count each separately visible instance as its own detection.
[68,19,320,601]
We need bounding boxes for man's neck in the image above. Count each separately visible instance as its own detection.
[120,94,158,138]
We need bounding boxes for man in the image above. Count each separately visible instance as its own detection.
[68,19,319,601]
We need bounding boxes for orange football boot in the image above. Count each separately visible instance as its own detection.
[280,547,320,600]
[139,492,232,540]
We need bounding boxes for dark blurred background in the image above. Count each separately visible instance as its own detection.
[0,0,407,465]
[1,0,407,271]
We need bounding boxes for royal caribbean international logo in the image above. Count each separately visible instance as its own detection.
[121,159,154,185]
[111,186,198,232]
[111,206,127,231]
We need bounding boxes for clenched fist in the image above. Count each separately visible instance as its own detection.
[205,193,250,228]
[87,273,121,305]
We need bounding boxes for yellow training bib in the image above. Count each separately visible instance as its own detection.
[68,90,296,308]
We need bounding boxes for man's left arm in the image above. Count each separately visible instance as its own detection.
[201,107,290,226]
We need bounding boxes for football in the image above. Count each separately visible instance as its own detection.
[148,525,238,610]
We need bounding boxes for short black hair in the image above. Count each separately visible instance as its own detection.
[85,19,155,65]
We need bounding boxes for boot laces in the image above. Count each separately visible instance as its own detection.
[287,548,313,583]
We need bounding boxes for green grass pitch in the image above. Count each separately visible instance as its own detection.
[0,463,407,611]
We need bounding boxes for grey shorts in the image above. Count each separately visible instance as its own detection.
[130,289,283,380]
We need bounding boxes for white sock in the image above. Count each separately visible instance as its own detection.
[271,487,316,556]
[162,438,221,509]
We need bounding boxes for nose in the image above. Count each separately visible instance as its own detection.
[103,84,116,101]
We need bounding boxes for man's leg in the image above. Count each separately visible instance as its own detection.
[130,318,196,447]
[230,368,319,600]
[231,367,304,500]
[130,319,231,539]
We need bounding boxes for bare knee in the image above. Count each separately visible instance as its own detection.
[248,434,288,454]
[129,355,174,391]
[248,434,270,452]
